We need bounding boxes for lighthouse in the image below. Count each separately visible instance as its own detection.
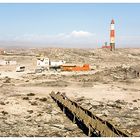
[110,19,115,51]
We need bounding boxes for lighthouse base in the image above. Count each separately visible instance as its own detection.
[110,43,115,51]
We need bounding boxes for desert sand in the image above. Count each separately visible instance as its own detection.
[0,48,140,136]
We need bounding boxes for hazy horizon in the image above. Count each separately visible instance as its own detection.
[1,41,140,49]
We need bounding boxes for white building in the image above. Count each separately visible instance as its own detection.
[37,58,50,69]
[36,57,66,71]
[50,60,66,67]
[0,60,17,66]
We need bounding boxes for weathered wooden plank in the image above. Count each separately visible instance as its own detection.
[50,91,129,137]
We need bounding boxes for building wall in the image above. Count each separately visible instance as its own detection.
[0,60,17,65]
[61,64,90,71]
[50,60,66,67]
[37,58,50,67]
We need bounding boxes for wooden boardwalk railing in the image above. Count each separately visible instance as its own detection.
[50,91,130,137]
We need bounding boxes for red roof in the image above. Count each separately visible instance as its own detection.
[111,19,115,24]
[102,46,112,49]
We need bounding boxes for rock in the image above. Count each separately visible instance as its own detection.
[91,101,101,106]
[27,93,35,96]
[3,77,11,83]
[129,107,134,110]
[92,105,98,109]
[113,117,120,123]
[27,110,33,114]
[115,105,122,109]
[50,124,65,130]
[35,118,42,122]
[25,115,31,119]
[29,101,38,106]
[133,100,137,102]
[39,97,47,102]
[4,120,17,125]
[96,114,103,117]
[6,101,9,104]
[98,104,105,108]
[86,104,93,110]
[126,129,133,135]
[1,111,8,115]
[51,110,59,115]
[107,102,122,109]
[37,113,42,117]
[127,121,136,126]
[115,99,127,105]
[129,103,133,105]
[64,126,76,131]
[133,107,138,110]
[102,110,109,116]
[23,97,29,100]
[0,101,5,105]
[38,111,44,114]
[75,96,85,102]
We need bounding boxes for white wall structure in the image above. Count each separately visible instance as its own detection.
[9,61,17,65]
[50,60,66,67]
[0,60,7,65]
[0,60,17,66]
[36,58,66,71]
[37,58,50,68]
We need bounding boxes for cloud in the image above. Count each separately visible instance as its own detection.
[11,30,94,42]
[70,30,93,38]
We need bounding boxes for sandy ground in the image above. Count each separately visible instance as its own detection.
[0,48,140,136]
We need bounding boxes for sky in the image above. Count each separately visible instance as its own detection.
[0,3,140,48]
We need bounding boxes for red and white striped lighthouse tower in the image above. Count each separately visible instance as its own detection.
[110,19,115,51]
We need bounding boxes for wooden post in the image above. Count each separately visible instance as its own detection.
[88,125,91,136]
[73,113,76,123]
[63,107,65,113]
